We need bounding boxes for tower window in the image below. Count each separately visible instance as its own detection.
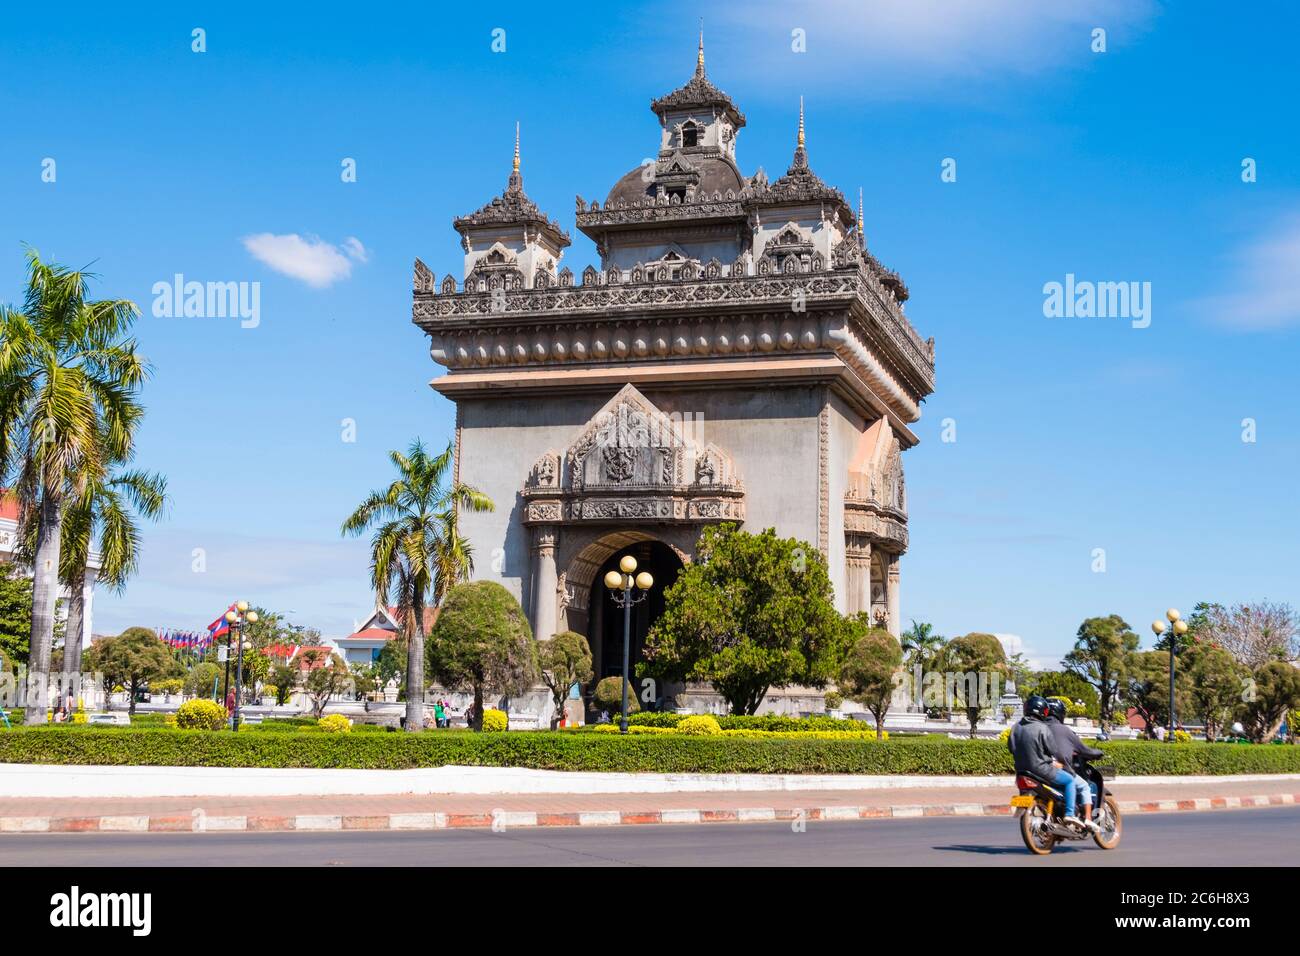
[681,122,699,147]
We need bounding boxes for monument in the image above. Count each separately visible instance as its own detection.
[412,39,935,698]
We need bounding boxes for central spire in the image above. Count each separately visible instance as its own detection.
[791,97,808,170]
[696,20,705,76]
[508,121,522,192]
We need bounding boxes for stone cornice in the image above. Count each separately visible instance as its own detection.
[844,496,909,554]
[413,267,935,400]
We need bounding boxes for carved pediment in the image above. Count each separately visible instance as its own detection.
[521,384,744,525]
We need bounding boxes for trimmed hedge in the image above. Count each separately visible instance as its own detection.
[626,712,880,732]
[0,727,1297,774]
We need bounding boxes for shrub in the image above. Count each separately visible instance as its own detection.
[824,691,844,711]
[175,699,227,731]
[1172,729,1192,744]
[592,676,640,714]
[677,714,722,735]
[153,678,184,696]
[481,708,508,733]
[2,728,1299,775]
[998,727,1012,744]
[317,714,352,733]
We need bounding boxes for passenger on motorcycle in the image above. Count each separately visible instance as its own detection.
[1008,695,1086,829]
[1045,698,1104,832]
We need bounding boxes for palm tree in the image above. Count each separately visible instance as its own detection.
[901,620,945,711]
[56,466,168,683]
[341,440,493,731]
[0,250,146,723]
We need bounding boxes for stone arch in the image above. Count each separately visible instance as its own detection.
[556,526,695,636]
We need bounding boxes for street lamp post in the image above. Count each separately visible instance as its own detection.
[1150,607,1188,743]
[603,555,653,734]
[224,602,259,731]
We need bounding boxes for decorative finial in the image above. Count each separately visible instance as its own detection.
[697,20,705,75]
[513,122,520,174]
[857,188,865,246]
[797,96,805,148]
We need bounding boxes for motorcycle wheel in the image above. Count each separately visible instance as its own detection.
[1019,803,1057,855]
[1092,795,1122,850]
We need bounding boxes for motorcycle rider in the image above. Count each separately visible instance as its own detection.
[1008,695,1085,828]
[1045,697,1104,832]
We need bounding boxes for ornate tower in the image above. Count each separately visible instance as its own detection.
[413,43,934,664]
[446,125,571,292]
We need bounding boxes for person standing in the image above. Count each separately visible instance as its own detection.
[434,699,445,729]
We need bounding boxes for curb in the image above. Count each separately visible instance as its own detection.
[1,792,1295,834]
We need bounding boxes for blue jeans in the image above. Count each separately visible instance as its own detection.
[1049,768,1078,817]
[1071,772,1095,815]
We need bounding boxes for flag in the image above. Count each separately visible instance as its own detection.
[208,604,236,641]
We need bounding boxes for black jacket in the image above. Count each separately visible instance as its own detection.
[1008,715,1058,780]
[1048,718,1104,770]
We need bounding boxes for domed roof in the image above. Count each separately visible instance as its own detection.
[604,152,746,207]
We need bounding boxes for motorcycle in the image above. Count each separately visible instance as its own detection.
[1009,757,1122,855]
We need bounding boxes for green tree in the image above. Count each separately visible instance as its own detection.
[0,562,32,666]
[0,250,148,723]
[350,662,379,699]
[304,653,351,718]
[376,633,408,692]
[1123,649,1193,737]
[1236,661,1300,743]
[640,524,849,715]
[84,627,178,715]
[235,645,270,701]
[269,661,298,705]
[1064,615,1139,728]
[426,581,537,731]
[1022,670,1100,719]
[342,440,493,732]
[838,618,902,735]
[539,631,593,729]
[184,661,222,700]
[946,632,1007,738]
[1185,644,1248,742]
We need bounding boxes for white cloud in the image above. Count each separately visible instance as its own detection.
[342,237,369,263]
[1199,215,1300,330]
[994,633,1056,671]
[242,233,363,288]
[720,0,1158,91]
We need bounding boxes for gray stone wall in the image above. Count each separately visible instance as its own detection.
[454,382,826,622]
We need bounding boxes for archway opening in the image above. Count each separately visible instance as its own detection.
[588,540,684,688]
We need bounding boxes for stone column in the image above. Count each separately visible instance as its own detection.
[886,553,901,638]
[530,525,558,642]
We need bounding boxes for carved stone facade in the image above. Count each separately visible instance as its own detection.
[413,44,933,658]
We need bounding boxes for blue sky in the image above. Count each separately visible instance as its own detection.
[2,1,1296,667]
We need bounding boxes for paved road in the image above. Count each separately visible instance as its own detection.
[3,806,1297,866]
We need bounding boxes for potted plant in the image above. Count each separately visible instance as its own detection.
[824,690,844,719]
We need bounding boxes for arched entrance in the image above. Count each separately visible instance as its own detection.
[588,541,684,682]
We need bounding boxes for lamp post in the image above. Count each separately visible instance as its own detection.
[224,602,259,731]
[603,555,653,734]
[1150,608,1188,743]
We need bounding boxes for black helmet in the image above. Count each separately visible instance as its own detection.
[1046,698,1066,721]
[1024,695,1051,719]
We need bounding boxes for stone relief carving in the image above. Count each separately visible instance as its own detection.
[521,384,744,527]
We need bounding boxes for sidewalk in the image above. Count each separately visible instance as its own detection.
[2,777,1296,833]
